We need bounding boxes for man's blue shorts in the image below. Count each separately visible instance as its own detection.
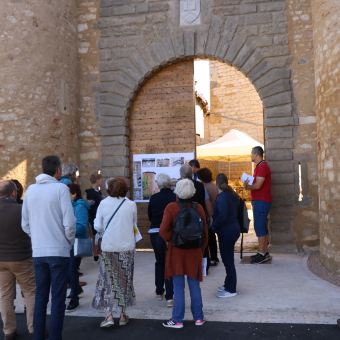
[251,200,272,237]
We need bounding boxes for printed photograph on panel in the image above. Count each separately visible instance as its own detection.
[142,158,156,167]
[156,158,170,167]
[133,161,142,188]
[142,172,156,200]
[171,157,184,167]
[134,188,142,200]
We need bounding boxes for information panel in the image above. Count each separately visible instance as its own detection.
[133,152,194,202]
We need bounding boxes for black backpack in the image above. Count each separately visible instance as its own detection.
[172,202,205,249]
[237,196,250,259]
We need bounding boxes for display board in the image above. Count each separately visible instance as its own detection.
[133,152,194,202]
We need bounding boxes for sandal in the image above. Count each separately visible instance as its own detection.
[119,314,129,326]
[100,315,114,328]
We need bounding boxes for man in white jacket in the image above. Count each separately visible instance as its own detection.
[22,155,76,340]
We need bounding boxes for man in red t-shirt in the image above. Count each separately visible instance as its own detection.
[244,146,272,264]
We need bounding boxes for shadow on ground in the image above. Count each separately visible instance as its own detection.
[1,314,339,340]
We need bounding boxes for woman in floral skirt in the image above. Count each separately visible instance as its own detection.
[92,178,137,327]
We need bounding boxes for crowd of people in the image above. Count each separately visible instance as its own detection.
[0,146,272,338]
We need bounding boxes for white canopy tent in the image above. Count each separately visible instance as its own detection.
[197,129,264,177]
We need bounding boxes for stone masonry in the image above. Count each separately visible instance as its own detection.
[2,0,340,274]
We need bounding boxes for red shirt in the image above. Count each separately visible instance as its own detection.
[251,161,272,202]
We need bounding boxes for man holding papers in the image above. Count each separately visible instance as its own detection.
[243,146,272,264]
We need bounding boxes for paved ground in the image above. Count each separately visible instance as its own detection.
[11,251,340,325]
[1,315,339,340]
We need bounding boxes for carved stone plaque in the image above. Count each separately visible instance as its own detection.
[180,0,201,26]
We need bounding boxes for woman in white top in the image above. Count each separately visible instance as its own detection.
[92,178,137,328]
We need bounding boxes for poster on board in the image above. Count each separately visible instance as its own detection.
[133,152,194,202]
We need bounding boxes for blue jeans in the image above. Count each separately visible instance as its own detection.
[69,250,81,301]
[218,230,240,294]
[33,257,70,340]
[172,275,204,323]
[150,233,173,300]
[252,200,272,237]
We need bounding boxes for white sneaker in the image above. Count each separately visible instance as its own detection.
[216,290,237,298]
[156,294,164,301]
[217,286,225,292]
[166,299,173,307]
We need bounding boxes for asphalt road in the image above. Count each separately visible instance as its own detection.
[1,314,339,340]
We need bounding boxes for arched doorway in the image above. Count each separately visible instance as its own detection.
[128,59,264,249]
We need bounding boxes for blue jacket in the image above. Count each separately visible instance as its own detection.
[71,199,90,239]
[211,191,240,235]
[60,176,72,185]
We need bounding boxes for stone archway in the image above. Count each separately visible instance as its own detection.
[97,8,299,251]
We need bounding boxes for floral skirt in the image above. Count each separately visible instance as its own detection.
[92,251,136,313]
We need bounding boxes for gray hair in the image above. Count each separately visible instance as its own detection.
[105,177,115,189]
[176,179,196,199]
[156,173,171,188]
[62,163,78,176]
[179,164,193,179]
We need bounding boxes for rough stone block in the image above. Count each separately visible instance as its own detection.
[264,116,296,127]
[136,3,149,13]
[264,104,293,118]
[195,31,208,57]
[270,230,296,244]
[266,139,294,149]
[225,35,245,63]
[267,161,294,173]
[102,146,129,157]
[293,152,317,162]
[174,33,185,57]
[270,219,293,232]
[266,150,293,161]
[242,50,264,74]
[100,8,111,17]
[100,117,127,128]
[101,0,123,7]
[184,31,195,56]
[259,22,287,35]
[205,32,220,57]
[99,104,127,117]
[272,173,295,184]
[161,36,176,60]
[272,196,295,208]
[263,92,292,108]
[244,13,272,25]
[271,184,295,196]
[232,44,254,69]
[273,11,288,23]
[151,42,166,64]
[259,79,291,99]
[215,34,230,59]
[101,167,129,178]
[149,3,169,12]
[130,52,150,78]
[101,157,129,167]
[254,68,291,90]
[117,73,135,90]
[102,135,129,146]
[259,2,286,12]
[138,44,159,70]
[99,94,129,108]
[99,126,129,136]
[100,71,119,82]
[113,5,136,16]
[247,36,273,48]
[210,15,224,33]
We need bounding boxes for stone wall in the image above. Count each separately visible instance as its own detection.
[0,0,79,191]
[205,61,264,145]
[96,0,309,253]
[311,0,340,274]
[77,1,102,191]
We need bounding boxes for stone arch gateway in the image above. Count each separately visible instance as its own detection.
[97,2,304,252]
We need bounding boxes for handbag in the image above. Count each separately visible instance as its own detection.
[74,223,93,257]
[97,199,126,255]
